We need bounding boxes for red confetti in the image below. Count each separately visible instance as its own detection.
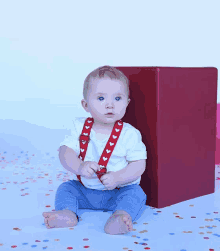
[83,246,90,248]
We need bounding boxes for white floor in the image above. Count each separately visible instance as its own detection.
[0,152,219,251]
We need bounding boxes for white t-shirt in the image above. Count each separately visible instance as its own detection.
[59,117,147,190]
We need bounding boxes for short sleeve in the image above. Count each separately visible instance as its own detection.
[125,128,147,162]
[59,119,80,155]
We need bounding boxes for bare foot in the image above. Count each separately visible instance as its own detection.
[42,209,78,229]
[104,210,133,235]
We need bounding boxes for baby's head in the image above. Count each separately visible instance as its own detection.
[81,65,131,128]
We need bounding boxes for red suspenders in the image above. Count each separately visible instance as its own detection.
[77,117,123,188]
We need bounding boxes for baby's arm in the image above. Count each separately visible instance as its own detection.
[115,160,146,186]
[59,146,83,175]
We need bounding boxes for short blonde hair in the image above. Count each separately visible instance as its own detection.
[83,65,130,101]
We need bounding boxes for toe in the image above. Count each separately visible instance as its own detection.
[121,216,131,232]
[124,216,133,231]
[44,218,50,228]
[43,212,50,218]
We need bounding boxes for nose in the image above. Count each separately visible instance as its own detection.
[106,101,114,109]
[106,104,113,108]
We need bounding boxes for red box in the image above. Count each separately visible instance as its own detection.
[115,66,218,208]
[216,104,220,165]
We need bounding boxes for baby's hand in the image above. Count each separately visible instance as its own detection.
[100,171,119,190]
[78,161,100,179]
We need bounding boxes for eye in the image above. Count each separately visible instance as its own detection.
[97,96,121,101]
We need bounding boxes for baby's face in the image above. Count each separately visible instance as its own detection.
[81,78,130,129]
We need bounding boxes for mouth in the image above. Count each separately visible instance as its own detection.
[105,113,114,116]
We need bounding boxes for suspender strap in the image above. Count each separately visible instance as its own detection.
[76,117,123,189]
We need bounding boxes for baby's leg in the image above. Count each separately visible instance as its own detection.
[43,180,93,229]
[103,185,146,235]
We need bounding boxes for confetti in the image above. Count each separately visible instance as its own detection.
[1,151,220,251]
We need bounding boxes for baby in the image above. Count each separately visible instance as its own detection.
[42,65,147,235]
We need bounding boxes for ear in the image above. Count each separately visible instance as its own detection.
[81,99,89,112]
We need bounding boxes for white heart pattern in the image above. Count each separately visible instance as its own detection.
[85,126,90,129]
[112,135,117,139]
[103,157,108,161]
[80,149,84,152]
[109,142,114,146]
[106,149,111,153]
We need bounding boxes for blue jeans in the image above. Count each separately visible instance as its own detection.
[55,180,147,223]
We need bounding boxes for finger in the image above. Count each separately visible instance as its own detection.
[88,171,94,177]
[92,162,100,169]
[89,167,95,174]
[101,175,107,181]
[92,164,99,172]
